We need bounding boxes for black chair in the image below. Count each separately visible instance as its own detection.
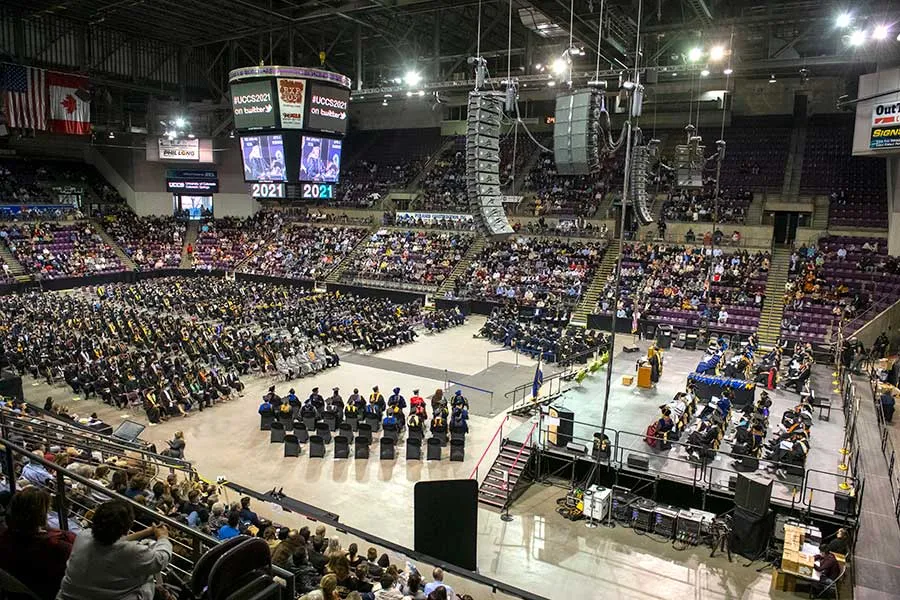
[323,411,338,431]
[432,430,448,447]
[380,437,396,460]
[294,423,309,444]
[207,537,279,600]
[334,435,350,459]
[278,411,293,431]
[407,427,424,443]
[344,414,359,431]
[383,423,399,443]
[301,409,317,431]
[190,535,250,598]
[427,437,443,460]
[365,414,381,433]
[406,438,422,460]
[315,422,331,444]
[338,423,353,440]
[356,423,373,445]
[292,418,304,432]
[259,412,274,431]
[269,421,285,444]
[309,435,326,458]
[450,438,465,462]
[0,566,41,599]
[450,425,467,443]
[354,437,370,459]
[283,434,301,457]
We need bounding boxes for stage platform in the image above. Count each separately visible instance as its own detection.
[508,340,855,520]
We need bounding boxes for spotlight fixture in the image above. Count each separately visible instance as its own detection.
[107,131,115,139]
[551,57,568,75]
[701,69,710,77]
[547,80,556,87]
[228,130,235,139]
[406,91,413,97]
[672,72,678,77]
[535,63,543,70]
[768,74,777,84]
[187,133,195,139]
[873,24,889,40]
[417,90,425,97]
[174,117,186,128]
[403,70,422,86]
[848,29,866,46]
[688,47,703,62]
[835,12,852,28]
[723,68,733,75]
[709,46,726,61]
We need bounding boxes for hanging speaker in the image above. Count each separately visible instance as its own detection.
[465,91,512,237]
[629,144,653,225]
[553,89,602,175]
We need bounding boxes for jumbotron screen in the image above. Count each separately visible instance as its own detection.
[240,134,287,182]
[299,135,342,183]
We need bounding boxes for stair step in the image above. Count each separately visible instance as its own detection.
[477,495,506,509]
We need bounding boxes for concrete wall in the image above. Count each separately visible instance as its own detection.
[350,100,445,130]
[732,77,844,117]
[853,298,900,350]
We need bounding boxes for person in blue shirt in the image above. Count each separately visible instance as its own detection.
[258,398,273,414]
[217,512,241,540]
[452,390,468,410]
[388,387,406,410]
[286,389,299,408]
[383,410,398,429]
[238,497,261,529]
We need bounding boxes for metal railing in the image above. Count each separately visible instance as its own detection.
[469,414,510,482]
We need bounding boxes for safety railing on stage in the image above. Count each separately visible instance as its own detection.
[502,420,539,513]
[0,436,296,598]
[870,375,900,528]
[445,379,496,416]
[469,414,510,483]
[486,345,520,369]
[504,346,605,414]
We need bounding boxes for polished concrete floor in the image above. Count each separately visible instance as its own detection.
[25,317,812,599]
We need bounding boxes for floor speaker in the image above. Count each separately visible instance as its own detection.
[734,472,772,517]
[729,508,773,559]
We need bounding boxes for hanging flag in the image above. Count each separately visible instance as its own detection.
[1,64,47,130]
[531,356,544,401]
[47,72,90,135]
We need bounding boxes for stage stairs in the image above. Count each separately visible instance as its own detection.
[570,238,619,327]
[180,221,199,268]
[435,237,485,298]
[93,219,136,270]
[477,439,536,510]
[757,245,793,346]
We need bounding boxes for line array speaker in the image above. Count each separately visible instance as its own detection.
[629,141,655,225]
[465,91,513,237]
[674,125,705,189]
[553,89,602,175]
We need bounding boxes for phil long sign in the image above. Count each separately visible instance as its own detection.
[159,138,200,161]
[277,78,306,128]
[870,100,900,149]
[231,80,276,129]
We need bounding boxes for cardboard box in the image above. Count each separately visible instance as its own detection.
[782,549,799,574]
[622,376,634,386]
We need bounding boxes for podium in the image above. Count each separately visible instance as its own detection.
[547,404,574,447]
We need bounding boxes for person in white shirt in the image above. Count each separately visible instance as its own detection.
[422,568,455,599]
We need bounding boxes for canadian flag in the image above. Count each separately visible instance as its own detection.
[47,73,90,135]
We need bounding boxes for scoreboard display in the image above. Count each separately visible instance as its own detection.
[229,66,351,200]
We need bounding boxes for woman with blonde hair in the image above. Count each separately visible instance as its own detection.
[320,574,340,600]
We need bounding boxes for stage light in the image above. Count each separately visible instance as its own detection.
[768,74,777,84]
[709,45,725,61]
[404,70,422,86]
[701,69,710,77]
[849,29,866,46]
[406,91,413,97]
[187,133,195,139]
[688,47,703,62]
[228,130,235,139]
[672,72,678,76]
[107,131,115,139]
[417,90,425,97]
[551,57,568,74]
[723,67,733,75]
[174,117,186,128]
[547,80,556,87]
[873,24,890,40]
[535,63,543,70]
[836,12,852,28]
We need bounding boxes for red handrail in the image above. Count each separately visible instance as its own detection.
[468,415,509,480]
[506,420,539,483]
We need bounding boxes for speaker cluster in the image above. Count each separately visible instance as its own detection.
[553,89,604,176]
[465,91,513,237]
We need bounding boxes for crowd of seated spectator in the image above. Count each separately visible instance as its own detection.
[191,212,283,270]
[523,151,623,217]
[241,224,368,280]
[100,208,184,270]
[420,141,467,212]
[451,236,608,307]
[594,243,769,335]
[660,188,750,224]
[781,236,900,342]
[342,230,472,291]
[392,213,475,231]
[1,221,124,279]
[336,160,423,208]
[511,217,609,239]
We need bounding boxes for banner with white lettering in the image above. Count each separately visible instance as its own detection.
[870,101,900,149]
[158,138,200,161]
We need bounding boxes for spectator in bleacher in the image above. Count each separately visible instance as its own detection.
[0,487,75,600]
[423,568,454,599]
[20,451,53,487]
[57,500,172,600]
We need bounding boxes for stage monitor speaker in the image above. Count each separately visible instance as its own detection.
[734,472,773,517]
[834,490,857,516]
[626,454,649,471]
[566,442,588,454]
[730,508,773,559]
[465,91,512,237]
[553,89,602,175]
[414,480,477,571]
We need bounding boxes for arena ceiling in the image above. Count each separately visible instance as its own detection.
[14,0,900,93]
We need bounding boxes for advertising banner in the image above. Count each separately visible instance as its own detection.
[306,83,350,134]
[869,101,900,149]
[231,80,276,130]
[166,180,219,194]
[276,78,306,129]
[158,138,200,161]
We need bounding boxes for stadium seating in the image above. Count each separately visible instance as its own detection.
[240,223,367,280]
[1,221,124,279]
[100,208,184,269]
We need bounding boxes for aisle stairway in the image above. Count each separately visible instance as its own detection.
[477,439,535,510]
[756,246,792,346]
[93,219,135,270]
[812,196,830,230]
[0,242,30,282]
[746,193,764,226]
[570,238,620,327]
[781,122,807,202]
[435,237,486,297]
[406,136,456,191]
[325,229,374,284]
[180,221,199,268]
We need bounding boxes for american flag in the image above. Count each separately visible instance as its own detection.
[1,64,47,130]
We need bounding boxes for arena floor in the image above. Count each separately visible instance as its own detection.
[24,315,817,599]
